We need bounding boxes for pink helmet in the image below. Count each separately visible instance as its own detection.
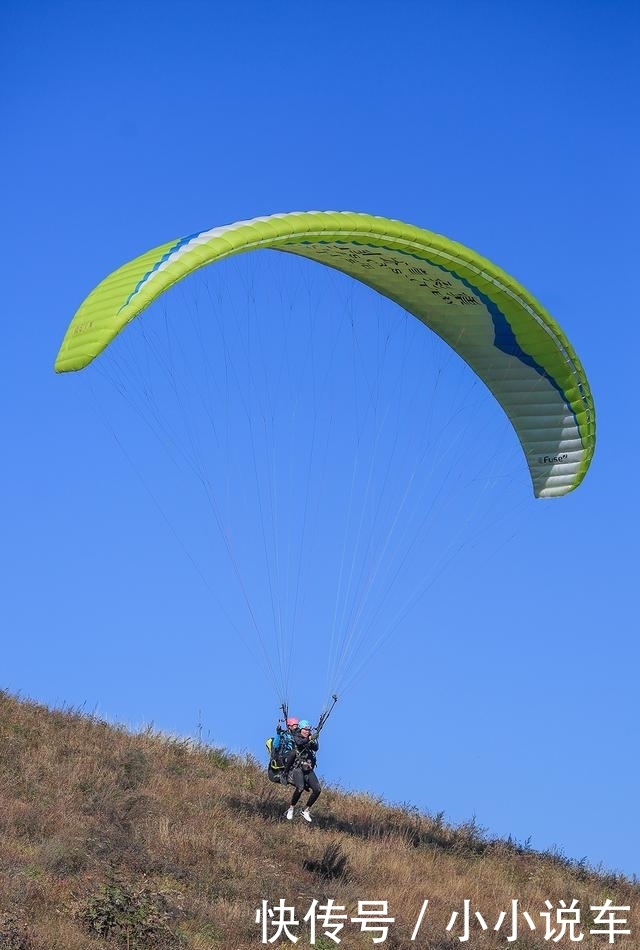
[286,717,299,728]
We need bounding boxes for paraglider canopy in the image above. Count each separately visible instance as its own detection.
[55,211,595,499]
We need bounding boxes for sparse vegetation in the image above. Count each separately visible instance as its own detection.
[0,689,637,949]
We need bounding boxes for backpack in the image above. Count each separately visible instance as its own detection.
[265,728,294,771]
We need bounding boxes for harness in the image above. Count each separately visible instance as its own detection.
[292,743,316,772]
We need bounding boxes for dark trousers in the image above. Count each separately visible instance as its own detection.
[289,767,321,807]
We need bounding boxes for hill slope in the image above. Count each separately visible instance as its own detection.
[0,690,636,949]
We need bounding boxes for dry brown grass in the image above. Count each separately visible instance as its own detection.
[0,690,637,949]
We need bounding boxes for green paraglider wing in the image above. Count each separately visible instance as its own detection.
[55,211,595,497]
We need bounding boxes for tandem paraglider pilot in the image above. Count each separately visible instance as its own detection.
[283,719,320,822]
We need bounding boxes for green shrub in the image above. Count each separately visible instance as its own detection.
[75,877,183,949]
[118,749,152,790]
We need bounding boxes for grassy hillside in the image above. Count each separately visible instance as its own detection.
[0,690,636,949]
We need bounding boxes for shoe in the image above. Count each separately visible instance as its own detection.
[285,806,294,820]
[301,808,312,822]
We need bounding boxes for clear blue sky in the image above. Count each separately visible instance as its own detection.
[2,1,639,879]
